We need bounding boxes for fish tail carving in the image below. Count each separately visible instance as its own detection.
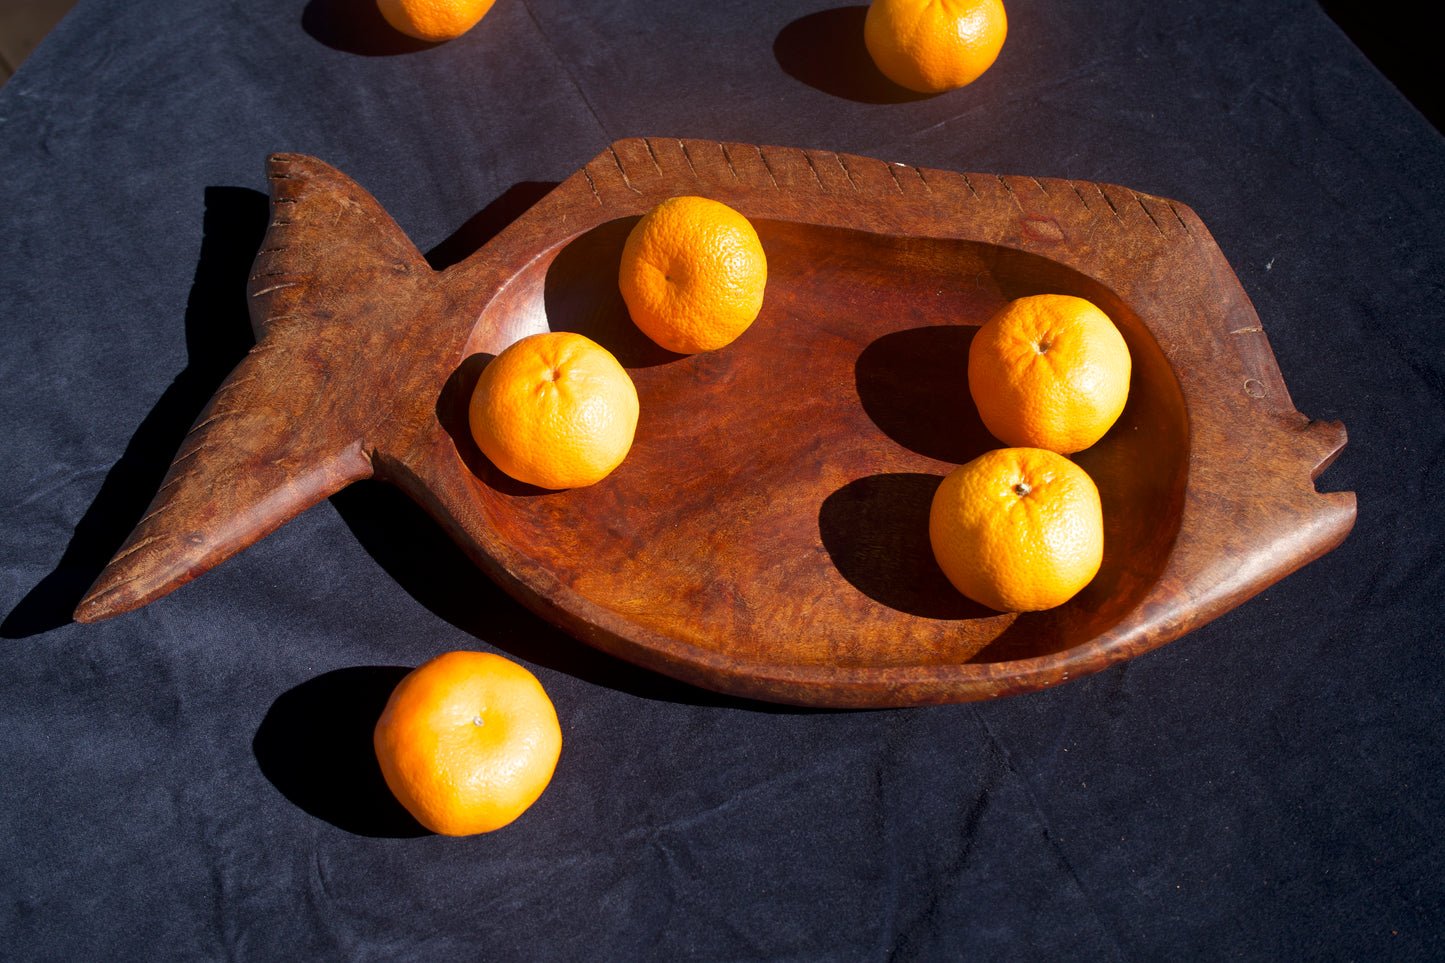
[74,154,436,622]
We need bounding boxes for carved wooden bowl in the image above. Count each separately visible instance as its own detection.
[75,139,1355,708]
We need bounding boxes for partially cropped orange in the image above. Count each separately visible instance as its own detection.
[968,294,1131,454]
[929,448,1104,612]
[469,331,639,490]
[377,0,496,42]
[864,0,1008,94]
[374,651,562,836]
[618,196,768,354]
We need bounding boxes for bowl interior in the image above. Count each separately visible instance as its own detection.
[442,217,1190,670]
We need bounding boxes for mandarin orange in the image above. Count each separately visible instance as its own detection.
[374,650,562,836]
[468,331,639,490]
[864,0,1008,94]
[929,447,1104,612]
[618,196,767,354]
[968,294,1131,454]
[377,0,497,42]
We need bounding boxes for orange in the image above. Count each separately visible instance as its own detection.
[374,650,562,836]
[864,0,1008,94]
[377,0,496,42]
[618,196,768,354]
[469,331,639,490]
[929,447,1104,612]
[968,294,1131,454]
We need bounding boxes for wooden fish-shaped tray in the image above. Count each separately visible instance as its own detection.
[74,138,1355,708]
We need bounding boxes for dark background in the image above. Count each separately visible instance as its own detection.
[2,0,1441,959]
[1317,0,1441,133]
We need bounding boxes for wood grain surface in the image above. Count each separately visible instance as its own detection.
[74,138,1356,707]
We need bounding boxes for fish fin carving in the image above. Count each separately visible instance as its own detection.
[74,154,436,622]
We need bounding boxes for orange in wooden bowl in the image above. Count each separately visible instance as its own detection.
[864,0,1008,94]
[929,447,1104,612]
[968,294,1132,454]
[374,651,562,836]
[377,0,496,42]
[468,331,639,490]
[618,196,768,354]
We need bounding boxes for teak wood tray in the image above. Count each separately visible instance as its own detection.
[75,138,1356,708]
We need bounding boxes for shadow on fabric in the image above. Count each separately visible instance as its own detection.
[1,187,268,639]
[773,6,932,104]
[301,0,436,56]
[425,181,559,269]
[253,665,431,838]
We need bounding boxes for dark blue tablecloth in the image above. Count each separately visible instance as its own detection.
[2,0,1440,958]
